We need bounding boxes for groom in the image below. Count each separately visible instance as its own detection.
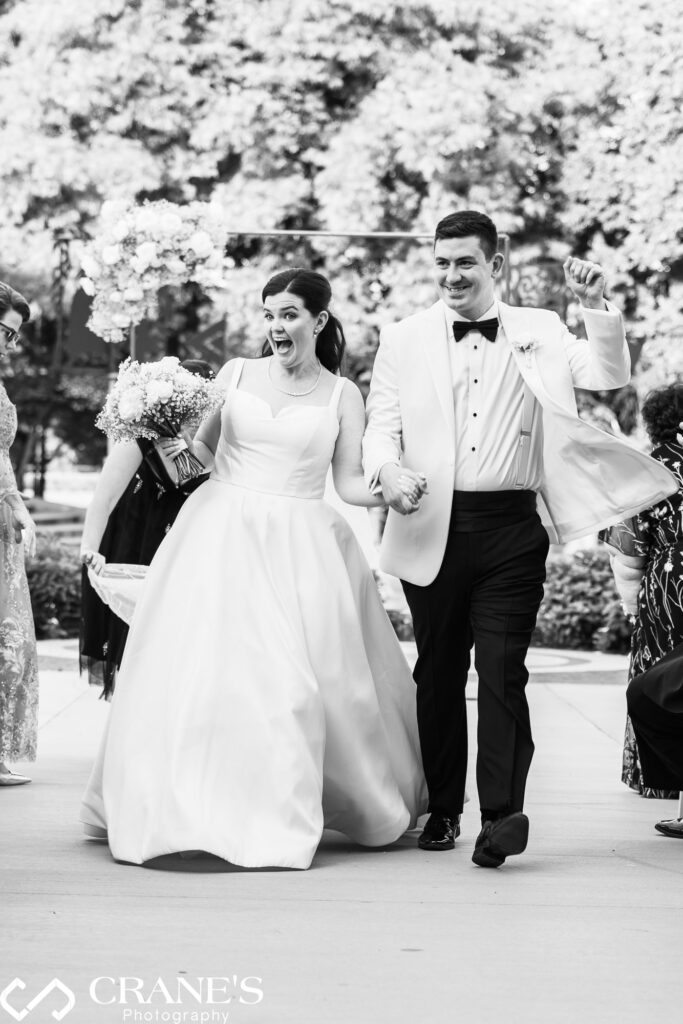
[363,210,676,868]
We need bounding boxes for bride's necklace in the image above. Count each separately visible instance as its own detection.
[268,358,322,397]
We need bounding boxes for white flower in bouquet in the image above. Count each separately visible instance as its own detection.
[157,357,181,373]
[118,386,146,422]
[112,312,132,329]
[145,379,174,404]
[101,244,122,266]
[80,277,96,296]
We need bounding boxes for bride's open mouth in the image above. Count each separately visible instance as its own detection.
[273,337,293,354]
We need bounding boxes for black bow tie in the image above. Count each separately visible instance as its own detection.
[452,318,498,343]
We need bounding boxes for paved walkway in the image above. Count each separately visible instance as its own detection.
[1,640,681,1024]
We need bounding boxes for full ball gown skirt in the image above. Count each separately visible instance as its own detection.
[81,364,427,867]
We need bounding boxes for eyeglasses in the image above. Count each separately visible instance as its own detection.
[0,322,20,346]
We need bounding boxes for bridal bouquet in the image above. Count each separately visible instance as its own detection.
[96,357,224,485]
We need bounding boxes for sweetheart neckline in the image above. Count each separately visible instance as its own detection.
[234,389,332,420]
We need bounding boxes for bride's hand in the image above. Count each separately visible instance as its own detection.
[156,437,187,459]
[397,470,429,509]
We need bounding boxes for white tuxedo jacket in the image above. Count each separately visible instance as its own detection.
[363,300,677,586]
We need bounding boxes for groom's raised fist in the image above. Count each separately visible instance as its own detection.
[563,257,607,310]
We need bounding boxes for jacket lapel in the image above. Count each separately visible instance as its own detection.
[420,301,455,436]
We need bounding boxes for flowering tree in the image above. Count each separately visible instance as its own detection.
[0,0,679,455]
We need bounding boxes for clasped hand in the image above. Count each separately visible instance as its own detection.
[379,464,429,516]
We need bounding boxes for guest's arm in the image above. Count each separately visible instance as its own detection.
[600,515,649,616]
[80,442,143,573]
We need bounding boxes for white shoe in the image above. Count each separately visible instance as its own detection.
[0,768,31,786]
[82,823,108,841]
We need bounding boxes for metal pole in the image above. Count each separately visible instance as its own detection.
[51,232,73,374]
[226,229,512,302]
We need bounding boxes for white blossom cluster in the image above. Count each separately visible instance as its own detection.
[95,356,224,444]
[79,199,230,342]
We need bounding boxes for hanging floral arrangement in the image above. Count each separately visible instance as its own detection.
[78,199,230,343]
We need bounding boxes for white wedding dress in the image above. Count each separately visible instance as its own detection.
[81,360,427,868]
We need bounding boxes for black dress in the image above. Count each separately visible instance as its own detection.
[80,439,208,698]
[603,441,683,797]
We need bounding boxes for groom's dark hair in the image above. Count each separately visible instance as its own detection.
[434,211,498,260]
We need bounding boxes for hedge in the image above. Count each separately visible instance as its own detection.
[382,548,632,653]
[23,535,632,653]
[533,549,631,653]
[26,535,81,639]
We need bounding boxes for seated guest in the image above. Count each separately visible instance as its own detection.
[627,642,683,836]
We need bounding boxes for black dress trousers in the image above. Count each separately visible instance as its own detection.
[627,642,683,792]
[402,490,549,818]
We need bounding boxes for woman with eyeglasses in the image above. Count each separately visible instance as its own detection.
[0,281,38,786]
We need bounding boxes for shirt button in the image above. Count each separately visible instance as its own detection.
[474,378,478,383]
[471,446,476,452]
[473,413,477,417]
[474,345,478,350]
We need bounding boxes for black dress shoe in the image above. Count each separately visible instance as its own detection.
[472,812,529,868]
[654,818,683,838]
[418,813,460,850]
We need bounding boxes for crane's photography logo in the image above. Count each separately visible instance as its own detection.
[1,976,264,1022]
[0,978,75,1021]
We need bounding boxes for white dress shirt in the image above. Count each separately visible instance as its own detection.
[444,300,544,492]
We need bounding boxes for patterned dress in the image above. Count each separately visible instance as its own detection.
[604,441,683,798]
[0,382,38,763]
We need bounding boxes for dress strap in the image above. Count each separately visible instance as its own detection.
[328,376,347,419]
[225,357,246,399]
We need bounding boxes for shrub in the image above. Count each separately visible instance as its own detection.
[26,534,80,639]
[533,549,632,653]
[378,548,632,653]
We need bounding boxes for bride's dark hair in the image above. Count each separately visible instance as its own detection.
[261,268,346,374]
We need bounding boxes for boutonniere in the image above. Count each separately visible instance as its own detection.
[511,334,541,365]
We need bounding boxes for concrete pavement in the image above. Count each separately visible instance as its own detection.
[1,640,681,1024]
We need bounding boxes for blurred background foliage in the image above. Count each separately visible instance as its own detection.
[0,0,681,481]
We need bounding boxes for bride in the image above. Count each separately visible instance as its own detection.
[81,268,428,868]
